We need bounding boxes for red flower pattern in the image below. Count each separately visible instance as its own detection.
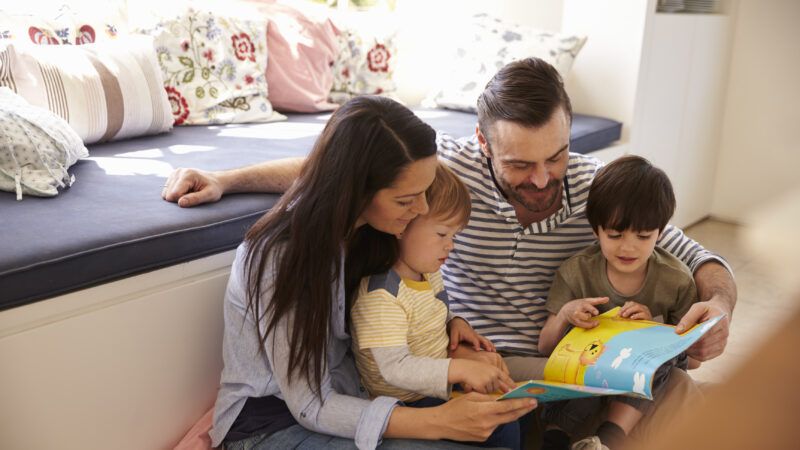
[244,74,254,84]
[165,86,190,125]
[181,40,190,52]
[203,49,214,62]
[75,24,95,45]
[231,33,255,62]
[28,27,60,45]
[367,43,390,73]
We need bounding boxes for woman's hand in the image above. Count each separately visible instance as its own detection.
[448,317,495,352]
[428,393,537,442]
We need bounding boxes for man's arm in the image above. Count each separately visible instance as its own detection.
[162,157,305,207]
[676,261,737,361]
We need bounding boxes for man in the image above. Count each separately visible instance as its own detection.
[164,58,736,443]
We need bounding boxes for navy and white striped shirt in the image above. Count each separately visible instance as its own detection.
[436,134,731,357]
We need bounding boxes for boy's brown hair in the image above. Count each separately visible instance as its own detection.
[586,155,675,233]
[426,162,471,227]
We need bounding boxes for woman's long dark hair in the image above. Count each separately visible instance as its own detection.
[244,96,436,394]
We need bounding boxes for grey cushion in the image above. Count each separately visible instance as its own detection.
[0,109,620,310]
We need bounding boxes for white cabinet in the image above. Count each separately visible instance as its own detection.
[563,0,737,227]
[631,8,736,227]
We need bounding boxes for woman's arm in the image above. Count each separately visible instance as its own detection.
[384,393,538,442]
[265,310,398,450]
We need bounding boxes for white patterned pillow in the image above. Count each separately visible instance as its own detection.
[0,87,88,200]
[329,27,399,104]
[425,14,587,112]
[0,4,127,46]
[0,10,72,45]
[146,8,284,125]
[0,36,173,144]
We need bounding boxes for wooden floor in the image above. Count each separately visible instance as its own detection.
[684,219,798,385]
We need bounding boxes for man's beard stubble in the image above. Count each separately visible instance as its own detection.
[501,177,562,213]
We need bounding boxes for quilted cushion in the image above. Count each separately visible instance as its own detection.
[0,87,87,200]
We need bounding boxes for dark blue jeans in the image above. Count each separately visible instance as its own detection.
[407,397,520,450]
[224,423,507,449]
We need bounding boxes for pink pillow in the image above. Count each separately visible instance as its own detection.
[246,1,340,113]
[173,406,214,450]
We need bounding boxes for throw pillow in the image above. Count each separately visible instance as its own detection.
[242,0,340,113]
[0,3,127,46]
[0,87,88,200]
[0,36,174,144]
[425,14,587,112]
[329,25,399,104]
[0,10,72,45]
[146,8,284,125]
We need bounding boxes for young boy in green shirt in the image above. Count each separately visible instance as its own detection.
[538,155,698,450]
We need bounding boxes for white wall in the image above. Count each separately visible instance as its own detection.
[710,0,800,222]
[393,0,564,106]
[561,0,650,143]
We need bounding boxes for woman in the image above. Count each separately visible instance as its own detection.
[208,96,536,449]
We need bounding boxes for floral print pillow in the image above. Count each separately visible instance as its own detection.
[425,14,588,113]
[329,28,399,104]
[0,11,73,45]
[0,5,126,46]
[145,9,283,125]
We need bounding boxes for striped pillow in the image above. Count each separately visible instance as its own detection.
[0,35,172,144]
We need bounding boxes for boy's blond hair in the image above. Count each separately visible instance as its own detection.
[426,162,471,227]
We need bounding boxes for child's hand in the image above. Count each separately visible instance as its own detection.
[449,359,515,395]
[557,297,609,329]
[451,344,509,375]
[448,317,496,352]
[618,301,652,320]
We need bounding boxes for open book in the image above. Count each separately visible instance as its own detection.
[499,307,724,403]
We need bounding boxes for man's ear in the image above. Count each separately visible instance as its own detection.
[475,125,492,159]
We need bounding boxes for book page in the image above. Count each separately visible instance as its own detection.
[542,308,722,399]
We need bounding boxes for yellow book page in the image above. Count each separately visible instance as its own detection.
[543,307,662,385]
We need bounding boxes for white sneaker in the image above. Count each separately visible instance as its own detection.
[571,436,609,450]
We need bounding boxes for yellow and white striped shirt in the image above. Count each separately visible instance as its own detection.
[351,269,450,402]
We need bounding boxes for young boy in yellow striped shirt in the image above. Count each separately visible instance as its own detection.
[350,163,521,449]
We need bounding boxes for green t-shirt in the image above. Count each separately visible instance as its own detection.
[546,244,696,325]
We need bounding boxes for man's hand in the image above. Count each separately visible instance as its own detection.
[557,297,609,329]
[448,317,495,352]
[676,298,731,361]
[618,301,653,320]
[162,168,224,208]
[685,261,737,362]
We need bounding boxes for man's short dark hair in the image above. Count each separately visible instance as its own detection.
[586,155,676,233]
[477,57,573,142]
